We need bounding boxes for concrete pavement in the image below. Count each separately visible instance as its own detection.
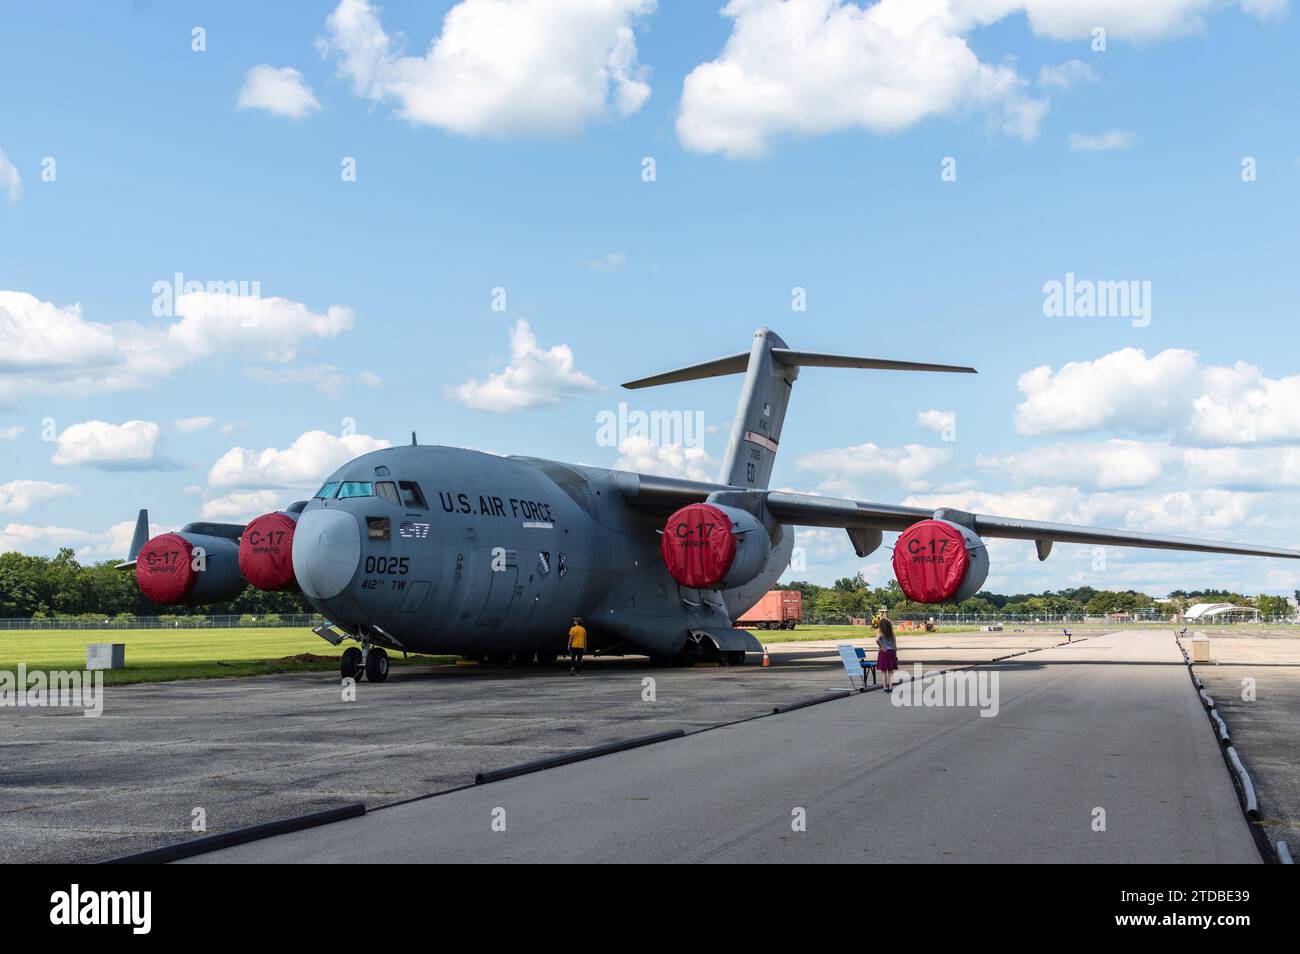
[188,631,1258,863]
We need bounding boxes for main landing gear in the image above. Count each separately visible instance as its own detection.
[340,642,389,683]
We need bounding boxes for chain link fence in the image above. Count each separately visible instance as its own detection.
[0,614,326,631]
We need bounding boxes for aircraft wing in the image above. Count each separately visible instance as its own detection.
[616,474,1300,560]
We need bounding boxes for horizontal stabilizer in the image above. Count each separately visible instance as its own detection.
[622,351,750,389]
[622,346,975,389]
[770,349,977,375]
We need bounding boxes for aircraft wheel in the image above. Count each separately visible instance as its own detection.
[365,647,390,683]
[724,651,747,666]
[341,647,363,681]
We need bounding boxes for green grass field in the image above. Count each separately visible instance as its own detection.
[0,621,1121,685]
[0,628,450,685]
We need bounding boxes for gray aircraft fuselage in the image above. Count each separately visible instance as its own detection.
[292,444,790,659]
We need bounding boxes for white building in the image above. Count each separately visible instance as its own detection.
[1183,602,1261,623]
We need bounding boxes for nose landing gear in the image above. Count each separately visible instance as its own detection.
[339,641,390,683]
[340,646,362,680]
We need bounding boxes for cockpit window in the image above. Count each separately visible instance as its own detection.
[337,481,375,499]
[399,481,427,509]
[375,481,400,505]
[314,482,339,499]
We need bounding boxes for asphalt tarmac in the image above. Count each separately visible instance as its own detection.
[2,632,1066,862]
[188,631,1258,863]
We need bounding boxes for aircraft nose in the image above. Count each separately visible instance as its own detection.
[292,508,361,600]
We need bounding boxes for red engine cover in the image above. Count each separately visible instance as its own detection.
[893,520,971,603]
[661,503,737,588]
[238,512,298,591]
[135,533,197,604]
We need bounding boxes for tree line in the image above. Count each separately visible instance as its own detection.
[0,549,311,619]
[779,574,1296,621]
[0,548,1293,622]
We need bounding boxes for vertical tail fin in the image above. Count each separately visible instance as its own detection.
[719,328,795,489]
[116,509,149,569]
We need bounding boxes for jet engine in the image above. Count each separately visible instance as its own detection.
[892,518,989,604]
[661,502,772,589]
[239,508,301,591]
[135,531,246,605]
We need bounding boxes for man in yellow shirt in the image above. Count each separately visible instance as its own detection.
[567,617,587,675]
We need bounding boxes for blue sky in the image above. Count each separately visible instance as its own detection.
[2,0,1299,596]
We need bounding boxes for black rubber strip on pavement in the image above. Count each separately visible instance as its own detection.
[474,729,686,785]
[772,689,852,714]
[101,803,366,864]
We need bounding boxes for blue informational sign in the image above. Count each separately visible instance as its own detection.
[837,644,863,677]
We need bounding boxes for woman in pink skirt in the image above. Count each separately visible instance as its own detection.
[876,617,899,693]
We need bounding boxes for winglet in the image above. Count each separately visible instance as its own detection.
[116,509,149,570]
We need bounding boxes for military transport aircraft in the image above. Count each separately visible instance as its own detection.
[119,328,1300,681]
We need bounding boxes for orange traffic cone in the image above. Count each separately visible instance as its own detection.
[762,646,771,667]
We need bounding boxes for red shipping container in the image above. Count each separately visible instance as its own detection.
[736,590,801,630]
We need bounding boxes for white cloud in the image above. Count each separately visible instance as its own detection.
[319,0,654,137]
[51,420,175,471]
[1015,348,1300,443]
[243,365,382,397]
[0,147,21,202]
[1068,129,1135,151]
[584,252,627,272]
[447,319,600,411]
[916,409,955,437]
[1014,348,1201,436]
[677,0,1276,159]
[237,64,322,119]
[1015,0,1281,41]
[219,421,248,436]
[903,485,1276,537]
[678,0,1049,159]
[796,442,952,491]
[0,290,354,405]
[977,440,1170,490]
[155,291,354,369]
[247,365,338,396]
[614,435,717,482]
[173,416,215,434]
[1238,0,1289,18]
[1038,59,1097,89]
[1190,361,1300,444]
[0,480,78,515]
[200,490,287,522]
[0,425,23,440]
[1183,446,1300,488]
[208,429,391,489]
[0,519,168,560]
